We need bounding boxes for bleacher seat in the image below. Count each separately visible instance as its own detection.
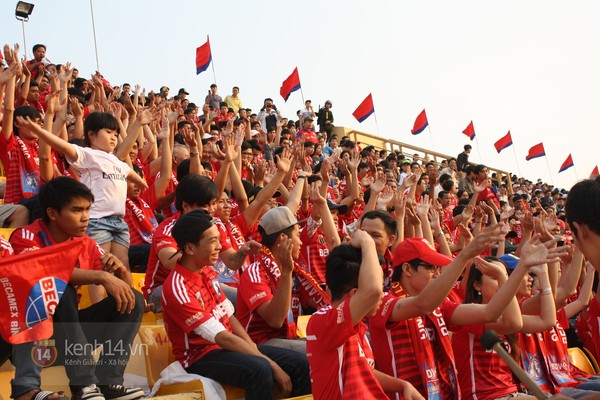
[296,315,311,339]
[582,347,600,374]
[0,227,15,240]
[568,347,596,375]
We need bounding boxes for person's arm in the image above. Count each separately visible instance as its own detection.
[16,116,78,160]
[228,156,249,212]
[213,135,238,196]
[152,130,173,199]
[555,248,582,307]
[415,195,434,245]
[157,246,179,271]
[430,208,452,257]
[69,96,85,139]
[70,267,135,314]
[115,107,149,161]
[255,235,295,328]
[390,224,507,322]
[310,181,340,250]
[38,91,61,182]
[563,263,595,319]
[1,57,18,141]
[372,370,424,400]
[391,193,407,251]
[285,174,307,215]
[219,240,262,271]
[520,262,557,333]
[242,148,293,228]
[184,129,203,176]
[348,230,384,325]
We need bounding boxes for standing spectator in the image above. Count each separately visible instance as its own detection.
[456,144,472,176]
[224,86,242,115]
[300,100,315,120]
[26,44,47,80]
[317,100,334,140]
[258,98,281,132]
[204,83,222,110]
[177,87,189,100]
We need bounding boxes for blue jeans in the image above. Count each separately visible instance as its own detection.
[186,345,311,400]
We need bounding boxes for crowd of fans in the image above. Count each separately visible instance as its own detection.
[1,42,600,400]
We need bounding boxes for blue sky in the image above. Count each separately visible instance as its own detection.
[3,0,599,189]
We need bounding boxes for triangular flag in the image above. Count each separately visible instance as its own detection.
[352,94,375,123]
[525,143,546,161]
[195,36,212,75]
[411,109,429,135]
[279,67,301,102]
[462,121,475,140]
[591,166,599,178]
[558,154,574,173]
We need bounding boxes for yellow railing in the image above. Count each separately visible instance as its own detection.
[332,127,512,190]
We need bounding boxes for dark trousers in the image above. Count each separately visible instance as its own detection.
[128,243,151,272]
[52,285,144,393]
[186,344,311,400]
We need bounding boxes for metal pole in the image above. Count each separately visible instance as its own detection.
[373,109,380,136]
[89,0,100,71]
[21,20,27,58]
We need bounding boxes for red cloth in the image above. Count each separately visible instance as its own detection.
[124,191,159,246]
[370,285,460,399]
[0,134,42,204]
[162,264,231,368]
[144,212,180,297]
[307,298,387,400]
[452,325,519,400]
[576,296,600,366]
[518,331,556,393]
[236,247,298,344]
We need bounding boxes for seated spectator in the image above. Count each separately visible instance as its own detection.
[162,210,311,400]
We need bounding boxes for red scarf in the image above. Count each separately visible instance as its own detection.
[14,136,41,198]
[389,282,460,399]
[126,197,157,244]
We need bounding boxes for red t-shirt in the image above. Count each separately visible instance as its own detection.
[370,293,459,399]
[451,325,518,400]
[213,213,253,288]
[0,134,42,204]
[0,237,14,257]
[306,299,387,400]
[144,212,180,297]
[124,191,159,246]
[161,264,234,368]
[236,248,298,344]
[576,296,600,365]
[300,219,329,286]
[9,219,103,271]
[518,331,556,393]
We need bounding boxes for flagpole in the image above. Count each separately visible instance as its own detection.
[573,165,579,181]
[511,146,522,177]
[299,87,306,105]
[208,35,217,85]
[544,157,555,186]
[474,136,483,163]
[373,110,380,135]
[426,125,436,151]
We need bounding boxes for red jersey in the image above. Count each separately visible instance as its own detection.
[214,214,253,288]
[0,237,14,257]
[300,217,329,286]
[576,296,600,365]
[236,247,299,343]
[306,299,387,400]
[370,287,460,400]
[124,192,159,246]
[161,264,234,368]
[0,134,42,204]
[9,219,103,271]
[144,212,180,297]
[451,325,518,400]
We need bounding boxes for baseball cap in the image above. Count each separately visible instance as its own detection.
[251,129,260,136]
[499,253,519,271]
[172,210,214,249]
[392,238,453,268]
[304,116,314,121]
[178,88,189,95]
[259,206,299,236]
[402,159,411,165]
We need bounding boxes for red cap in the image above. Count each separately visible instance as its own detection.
[392,238,453,268]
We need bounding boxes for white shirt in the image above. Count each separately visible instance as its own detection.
[68,146,131,218]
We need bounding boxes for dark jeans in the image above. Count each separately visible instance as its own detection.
[4,284,143,397]
[52,285,144,394]
[186,344,311,400]
[19,194,42,223]
[128,243,151,273]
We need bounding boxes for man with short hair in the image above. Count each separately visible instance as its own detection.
[224,86,242,115]
[456,144,472,175]
[566,177,600,270]
[162,210,311,400]
[316,100,334,140]
[9,177,144,400]
[26,44,47,80]
[204,84,222,110]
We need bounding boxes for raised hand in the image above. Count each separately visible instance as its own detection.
[473,256,507,279]
[499,208,515,221]
[461,223,508,259]
[0,63,18,84]
[310,181,326,206]
[276,147,293,174]
[474,180,488,194]
[369,171,386,194]
[347,152,360,172]
[415,194,431,218]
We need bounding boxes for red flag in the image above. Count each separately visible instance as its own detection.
[280,67,301,102]
[494,131,513,153]
[526,143,546,161]
[591,166,599,178]
[462,121,475,140]
[411,109,429,135]
[195,36,212,75]
[352,94,375,123]
[0,239,84,344]
[558,154,574,173]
